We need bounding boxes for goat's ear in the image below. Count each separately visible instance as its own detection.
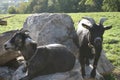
[104,25,112,30]
[82,23,91,30]
[30,41,37,50]
[20,28,30,34]
[25,38,36,45]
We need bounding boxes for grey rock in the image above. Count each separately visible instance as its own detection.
[97,50,114,74]
[23,13,79,57]
[12,60,83,80]
[0,67,14,80]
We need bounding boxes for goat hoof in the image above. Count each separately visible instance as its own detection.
[19,77,29,80]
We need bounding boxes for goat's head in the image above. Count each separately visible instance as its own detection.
[81,17,112,48]
[4,29,35,51]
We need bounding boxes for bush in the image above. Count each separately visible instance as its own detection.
[8,6,17,14]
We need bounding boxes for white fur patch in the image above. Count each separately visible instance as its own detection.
[78,19,92,28]
[77,19,93,33]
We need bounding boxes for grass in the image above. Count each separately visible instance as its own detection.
[0,14,29,33]
[0,12,120,80]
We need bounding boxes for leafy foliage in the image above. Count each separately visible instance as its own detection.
[8,6,17,14]
[102,0,118,11]
[6,0,120,13]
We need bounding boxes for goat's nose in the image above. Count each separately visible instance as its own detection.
[94,37,102,46]
[4,44,7,48]
[4,44,8,50]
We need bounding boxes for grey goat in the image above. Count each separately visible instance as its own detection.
[77,17,112,78]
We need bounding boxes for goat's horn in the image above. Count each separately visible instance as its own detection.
[99,17,107,25]
[20,28,29,33]
[82,16,96,25]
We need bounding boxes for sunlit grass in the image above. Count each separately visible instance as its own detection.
[0,14,29,33]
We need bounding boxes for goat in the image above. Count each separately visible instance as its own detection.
[77,17,112,78]
[4,30,75,80]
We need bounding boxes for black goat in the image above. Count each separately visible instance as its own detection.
[4,30,75,80]
[77,17,112,78]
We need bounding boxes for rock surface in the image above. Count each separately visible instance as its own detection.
[0,13,114,80]
[23,13,79,56]
[0,67,14,80]
[12,60,83,80]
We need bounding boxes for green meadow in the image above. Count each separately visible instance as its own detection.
[0,12,120,79]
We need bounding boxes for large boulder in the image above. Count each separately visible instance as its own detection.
[23,13,79,56]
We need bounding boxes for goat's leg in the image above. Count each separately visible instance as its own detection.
[79,56,85,78]
[86,56,90,66]
[20,67,34,80]
[90,52,101,78]
[19,76,30,80]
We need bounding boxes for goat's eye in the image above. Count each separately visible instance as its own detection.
[15,38,22,43]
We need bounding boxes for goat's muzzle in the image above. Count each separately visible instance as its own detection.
[4,44,9,50]
[94,37,102,47]
[4,41,13,51]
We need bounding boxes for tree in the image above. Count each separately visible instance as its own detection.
[85,0,103,12]
[47,0,60,12]
[8,6,17,14]
[94,0,104,11]
[102,0,118,12]
[26,0,48,13]
[79,0,87,12]
[58,0,80,12]
[16,2,29,14]
[116,0,120,11]
[11,0,120,13]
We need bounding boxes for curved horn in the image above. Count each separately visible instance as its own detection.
[19,28,30,35]
[99,17,107,25]
[20,28,29,32]
[82,16,96,25]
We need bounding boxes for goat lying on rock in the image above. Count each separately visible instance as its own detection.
[4,30,75,80]
[77,17,112,78]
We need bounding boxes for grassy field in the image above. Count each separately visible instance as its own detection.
[0,12,120,80]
